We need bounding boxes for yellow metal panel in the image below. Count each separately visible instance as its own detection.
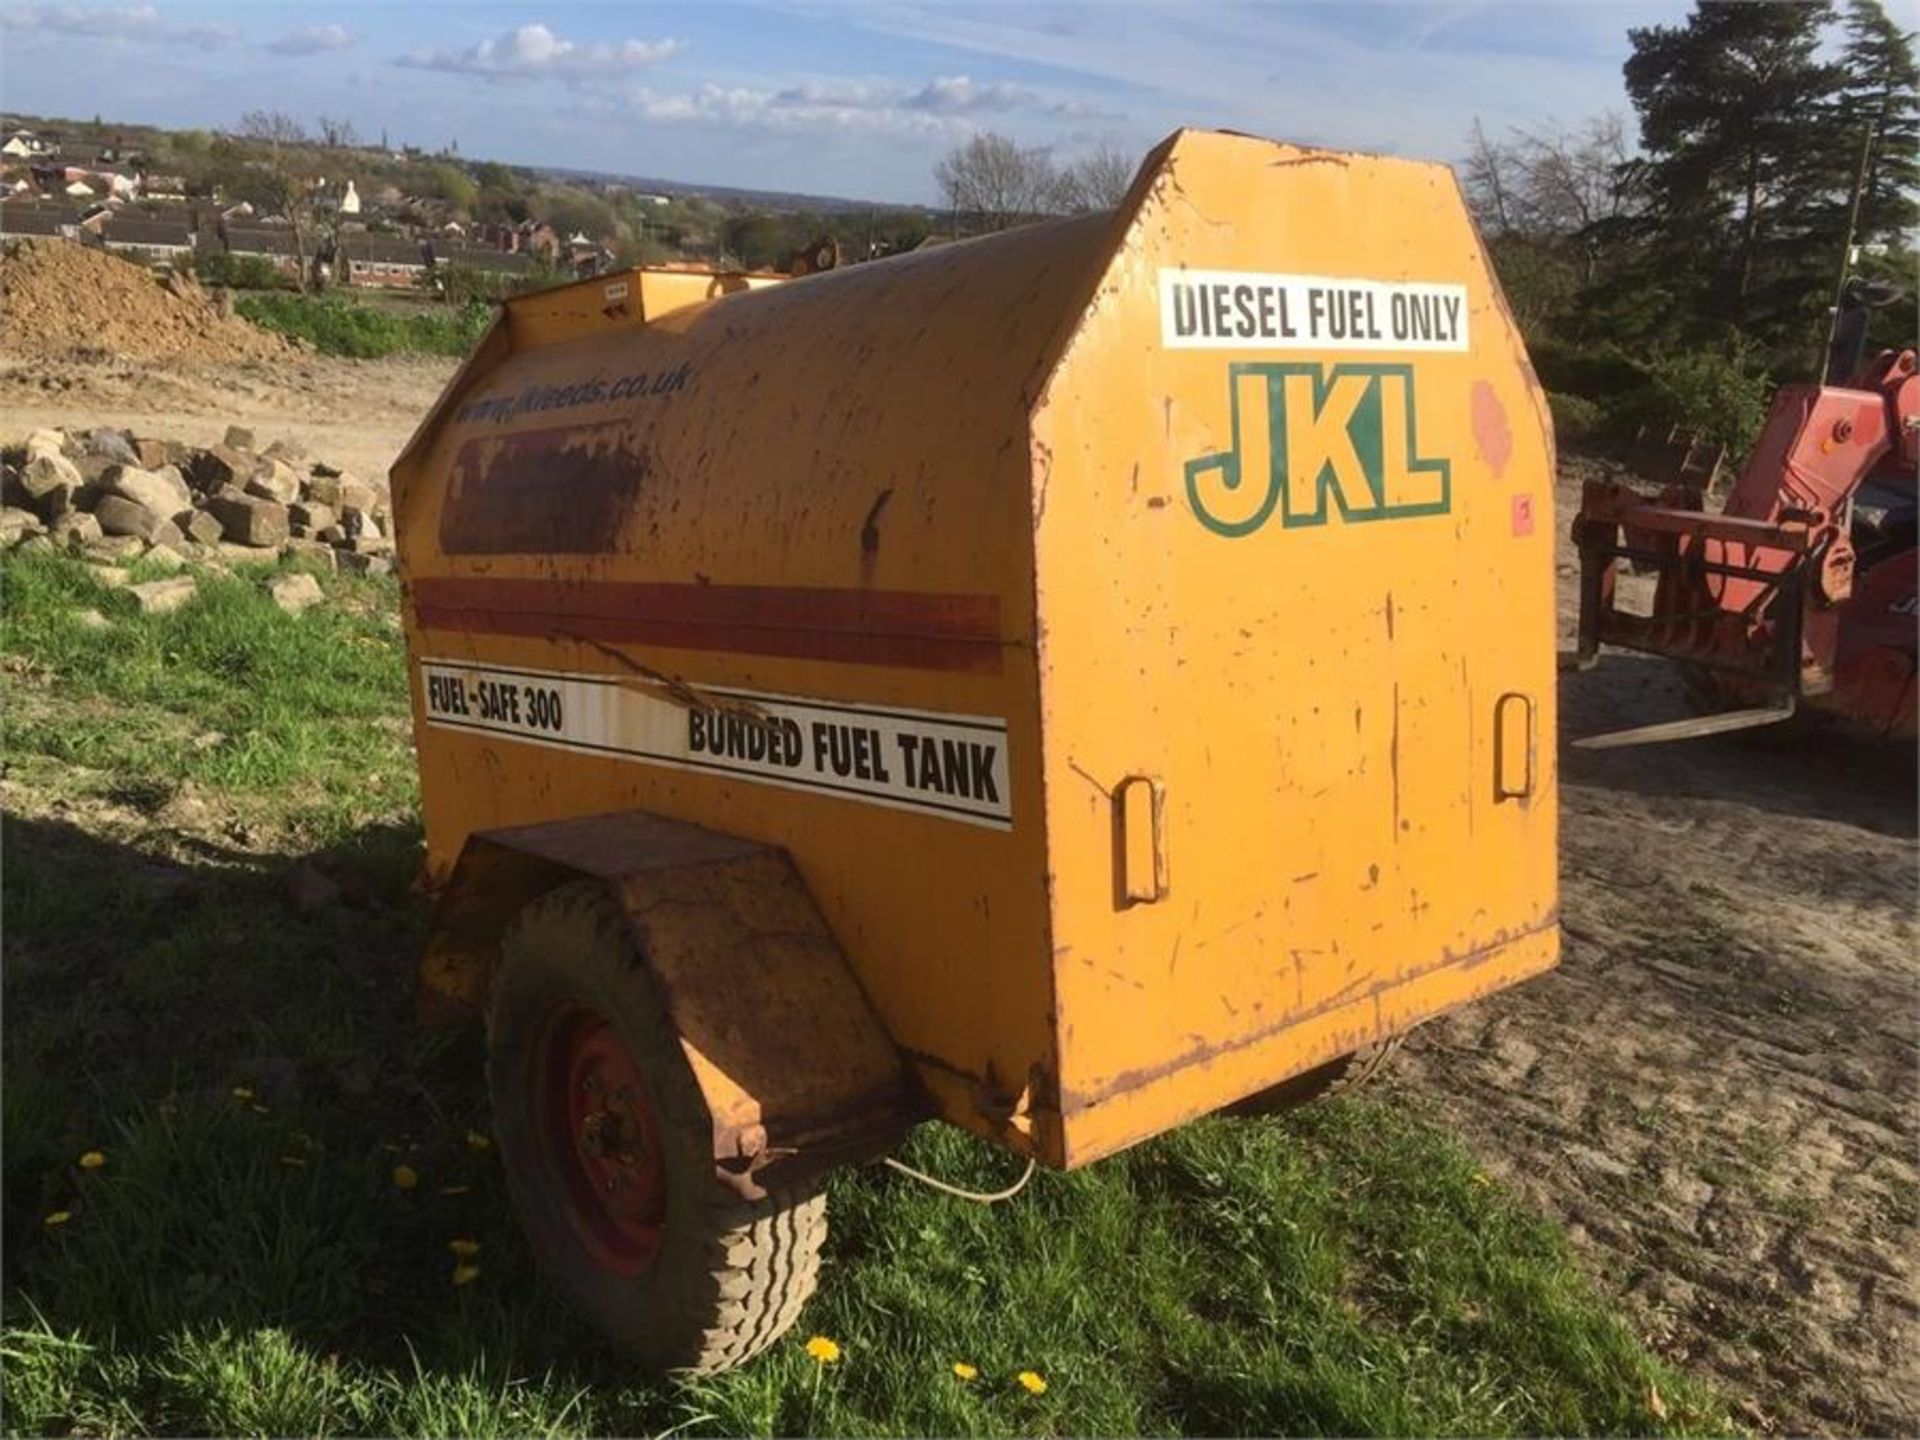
[1031,132,1558,1163]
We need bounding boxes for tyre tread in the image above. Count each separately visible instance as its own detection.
[491,881,826,1376]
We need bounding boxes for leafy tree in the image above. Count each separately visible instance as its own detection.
[1830,0,1919,352]
[426,162,478,213]
[542,189,617,241]
[476,186,532,225]
[1833,0,1918,242]
[194,251,293,291]
[721,212,784,270]
[1482,235,1583,337]
[871,208,931,255]
[473,161,522,193]
[1622,2,1843,351]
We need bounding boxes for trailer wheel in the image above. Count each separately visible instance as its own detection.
[488,881,826,1374]
[1222,1035,1404,1118]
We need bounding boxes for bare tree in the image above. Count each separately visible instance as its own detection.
[1461,114,1634,241]
[238,108,308,149]
[1461,118,1518,234]
[236,110,319,291]
[315,114,359,149]
[1509,113,1633,240]
[935,132,1059,233]
[1055,143,1136,212]
[1459,112,1639,283]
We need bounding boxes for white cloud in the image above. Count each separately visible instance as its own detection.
[634,71,1107,141]
[903,75,1033,114]
[903,76,1114,120]
[634,81,957,138]
[396,22,683,83]
[266,22,355,57]
[0,1,233,47]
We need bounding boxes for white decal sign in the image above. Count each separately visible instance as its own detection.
[418,659,1012,829]
[1160,269,1470,352]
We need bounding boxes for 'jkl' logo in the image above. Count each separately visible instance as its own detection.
[1185,363,1450,537]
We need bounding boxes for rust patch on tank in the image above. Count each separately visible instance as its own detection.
[1057,914,1558,1112]
[440,419,650,554]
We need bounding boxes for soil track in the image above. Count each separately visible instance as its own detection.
[1,352,1912,1433]
[1393,458,1917,1437]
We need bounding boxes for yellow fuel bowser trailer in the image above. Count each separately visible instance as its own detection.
[392,128,1560,1372]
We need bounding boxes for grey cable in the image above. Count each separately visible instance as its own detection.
[881,1154,1038,1203]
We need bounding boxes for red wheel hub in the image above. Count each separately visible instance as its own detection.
[538,1004,668,1275]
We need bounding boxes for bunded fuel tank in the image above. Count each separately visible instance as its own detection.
[394,128,1559,1168]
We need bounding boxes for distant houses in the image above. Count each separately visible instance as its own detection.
[2,121,616,294]
[98,215,193,265]
[339,232,428,289]
[0,200,80,241]
[223,225,306,280]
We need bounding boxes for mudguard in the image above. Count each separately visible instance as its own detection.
[421,809,918,1197]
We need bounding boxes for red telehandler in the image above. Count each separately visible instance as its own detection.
[1571,281,1918,747]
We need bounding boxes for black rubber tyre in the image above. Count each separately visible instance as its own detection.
[1222,1035,1405,1117]
[488,881,826,1374]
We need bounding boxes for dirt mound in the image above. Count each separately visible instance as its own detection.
[0,238,293,364]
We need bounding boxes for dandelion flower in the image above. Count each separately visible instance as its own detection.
[43,1210,71,1227]
[230,1086,254,1101]
[392,1164,419,1190]
[77,1150,105,1170]
[1017,1370,1048,1396]
[804,1335,842,1365]
[951,1362,979,1382]
[465,1130,492,1152]
[451,1262,481,1287]
[448,1238,481,1258]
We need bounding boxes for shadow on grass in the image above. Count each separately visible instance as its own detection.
[1,811,698,1432]
[2,812,1730,1438]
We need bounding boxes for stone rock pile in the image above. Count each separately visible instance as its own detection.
[1,425,396,586]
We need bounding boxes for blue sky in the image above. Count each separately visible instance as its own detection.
[0,1,1691,203]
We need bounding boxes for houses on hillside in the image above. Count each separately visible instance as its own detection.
[223,225,306,280]
[0,200,80,241]
[337,232,428,289]
[97,215,193,265]
[2,121,623,292]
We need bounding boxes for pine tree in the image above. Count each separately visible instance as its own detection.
[1834,0,1919,253]
[1622,1,1842,353]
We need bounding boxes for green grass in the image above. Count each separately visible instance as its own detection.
[233,293,492,359]
[1,548,415,845]
[1,549,1730,1436]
